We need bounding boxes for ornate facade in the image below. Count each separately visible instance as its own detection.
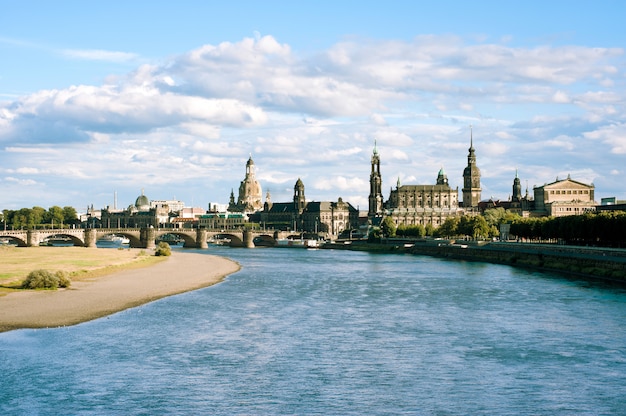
[385,171,461,228]
[533,176,596,217]
[230,156,263,213]
[369,141,467,229]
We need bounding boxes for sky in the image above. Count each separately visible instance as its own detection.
[1,1,625,213]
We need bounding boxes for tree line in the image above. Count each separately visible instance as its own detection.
[509,211,626,247]
[374,207,626,247]
[1,206,79,230]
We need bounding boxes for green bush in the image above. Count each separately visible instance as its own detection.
[22,269,71,290]
[155,241,172,256]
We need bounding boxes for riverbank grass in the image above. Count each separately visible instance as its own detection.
[0,246,165,295]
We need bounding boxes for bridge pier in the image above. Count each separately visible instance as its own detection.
[196,229,208,249]
[27,230,41,247]
[243,230,255,248]
[141,227,157,250]
[84,229,97,248]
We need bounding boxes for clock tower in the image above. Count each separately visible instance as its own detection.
[462,127,482,208]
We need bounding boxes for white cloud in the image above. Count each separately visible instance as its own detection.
[61,49,138,62]
[3,176,38,186]
[1,34,625,209]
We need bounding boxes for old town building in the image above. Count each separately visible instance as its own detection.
[369,137,471,229]
[532,176,596,217]
[385,169,462,228]
[260,179,358,236]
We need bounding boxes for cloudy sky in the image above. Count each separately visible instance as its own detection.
[1,1,625,212]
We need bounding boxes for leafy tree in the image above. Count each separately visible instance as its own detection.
[435,216,459,238]
[62,206,79,225]
[368,227,381,243]
[47,206,65,227]
[483,207,507,228]
[30,206,46,227]
[380,216,396,238]
[424,223,435,237]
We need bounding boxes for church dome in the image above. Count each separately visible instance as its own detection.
[135,191,150,211]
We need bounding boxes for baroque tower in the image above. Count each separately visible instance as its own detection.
[368,141,383,218]
[462,126,482,208]
[294,178,306,214]
[236,155,263,212]
[436,167,449,186]
[512,169,522,202]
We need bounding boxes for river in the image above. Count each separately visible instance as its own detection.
[1,247,625,415]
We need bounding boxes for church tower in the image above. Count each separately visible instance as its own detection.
[237,155,263,212]
[294,178,306,214]
[436,167,449,186]
[512,169,522,202]
[462,127,482,208]
[264,190,273,212]
[368,141,383,218]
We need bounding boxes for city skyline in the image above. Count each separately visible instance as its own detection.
[1,1,625,212]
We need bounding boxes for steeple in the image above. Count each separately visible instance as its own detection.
[294,178,306,214]
[368,140,383,218]
[436,166,449,186]
[512,169,522,202]
[264,190,273,211]
[462,125,482,208]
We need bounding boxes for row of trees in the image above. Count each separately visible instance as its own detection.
[1,206,79,230]
[378,208,514,240]
[509,211,626,247]
[374,207,626,247]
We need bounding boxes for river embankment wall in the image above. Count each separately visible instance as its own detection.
[322,240,626,283]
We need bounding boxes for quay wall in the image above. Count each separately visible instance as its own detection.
[322,240,626,283]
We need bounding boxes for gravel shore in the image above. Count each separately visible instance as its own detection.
[0,251,240,332]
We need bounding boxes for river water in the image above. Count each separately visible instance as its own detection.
[1,247,625,415]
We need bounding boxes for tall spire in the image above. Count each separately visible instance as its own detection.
[462,125,481,208]
[368,140,383,218]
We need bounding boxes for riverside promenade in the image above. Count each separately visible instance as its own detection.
[323,239,626,282]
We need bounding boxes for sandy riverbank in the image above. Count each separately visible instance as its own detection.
[0,251,240,332]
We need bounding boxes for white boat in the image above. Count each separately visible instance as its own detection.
[276,238,306,248]
[305,239,322,249]
[98,234,130,245]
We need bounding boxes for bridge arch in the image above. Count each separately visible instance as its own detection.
[0,234,27,247]
[155,230,196,248]
[43,233,85,246]
[253,234,277,247]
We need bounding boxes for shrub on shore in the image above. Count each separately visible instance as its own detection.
[155,242,171,256]
[22,270,71,290]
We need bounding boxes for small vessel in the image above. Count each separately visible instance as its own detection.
[98,234,130,246]
[276,238,306,248]
[305,239,322,249]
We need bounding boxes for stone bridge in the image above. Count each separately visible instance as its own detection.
[0,228,295,249]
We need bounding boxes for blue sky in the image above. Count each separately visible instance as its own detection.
[1,1,625,212]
